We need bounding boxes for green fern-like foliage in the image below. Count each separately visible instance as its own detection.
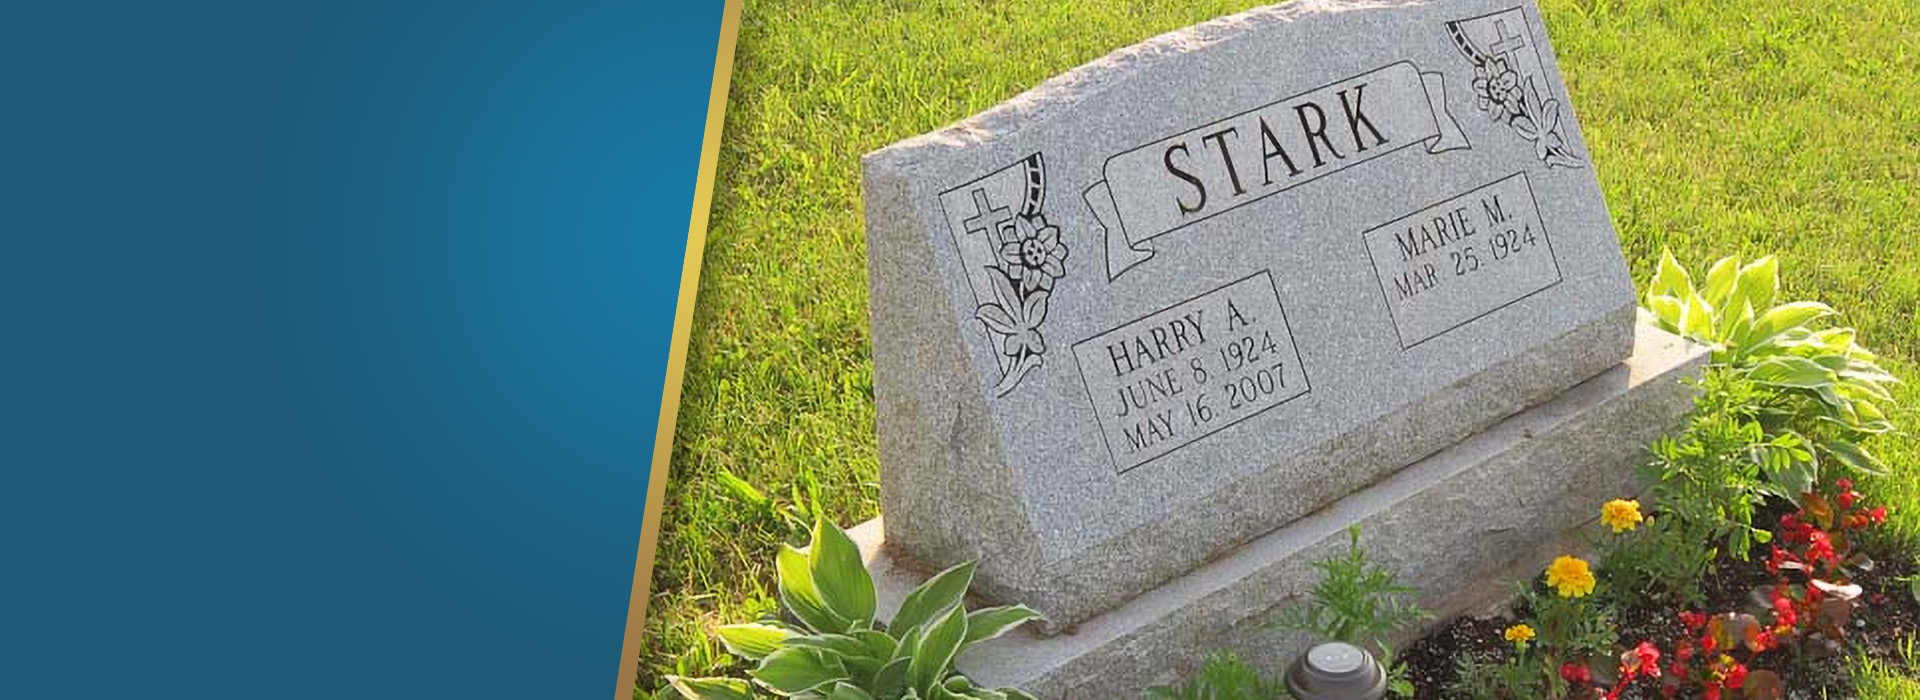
[1144,652,1290,700]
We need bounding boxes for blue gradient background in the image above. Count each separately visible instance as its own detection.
[3,2,722,697]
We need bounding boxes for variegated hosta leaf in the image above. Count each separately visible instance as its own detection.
[823,682,876,700]
[780,544,849,634]
[889,561,976,635]
[908,607,969,696]
[667,676,756,700]
[1649,248,1694,301]
[1702,255,1740,310]
[753,647,851,695]
[961,605,1042,649]
[809,520,878,628]
[718,622,797,661]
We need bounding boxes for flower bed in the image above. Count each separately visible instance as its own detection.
[1386,252,1917,699]
[1402,500,1919,699]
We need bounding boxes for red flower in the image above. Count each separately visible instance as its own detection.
[1638,642,1663,677]
[1766,546,1795,575]
[1676,639,1695,662]
[1724,663,1748,689]
[1779,513,1813,544]
[1807,530,1838,565]
[1772,595,1797,629]
[1679,611,1708,631]
[1839,490,1859,509]
[1621,641,1663,679]
[1837,477,1854,491]
[1705,682,1723,700]
[1561,661,1592,685]
[1870,506,1889,524]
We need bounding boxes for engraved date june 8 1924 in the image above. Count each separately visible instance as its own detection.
[1071,271,1310,474]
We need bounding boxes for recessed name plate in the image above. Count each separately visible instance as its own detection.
[1363,173,1562,348]
[1072,271,1309,473]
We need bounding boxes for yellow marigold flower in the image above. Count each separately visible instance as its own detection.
[1546,555,1596,598]
[1503,623,1536,645]
[1601,499,1644,533]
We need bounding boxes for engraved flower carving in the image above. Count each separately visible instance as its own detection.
[976,268,1050,359]
[1471,55,1524,122]
[996,214,1068,294]
[1458,49,1583,169]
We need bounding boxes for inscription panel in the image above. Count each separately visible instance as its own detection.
[1071,271,1309,473]
[1362,173,1561,348]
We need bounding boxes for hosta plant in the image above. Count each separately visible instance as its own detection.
[667,520,1042,700]
[1642,250,1898,477]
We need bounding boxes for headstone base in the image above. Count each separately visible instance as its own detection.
[853,319,1707,699]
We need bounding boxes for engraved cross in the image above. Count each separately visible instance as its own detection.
[962,188,1014,242]
[1488,19,1527,57]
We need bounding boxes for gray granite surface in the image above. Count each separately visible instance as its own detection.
[855,320,1707,698]
[864,0,1635,630]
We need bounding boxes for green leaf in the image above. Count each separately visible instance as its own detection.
[1702,255,1739,310]
[1735,256,1779,312]
[960,605,1042,649]
[853,629,898,660]
[667,676,756,700]
[715,469,770,508]
[752,647,850,695]
[1744,301,1835,353]
[1825,440,1888,477]
[870,658,910,700]
[1763,452,1818,500]
[1645,295,1684,331]
[924,685,966,700]
[888,561,975,634]
[1649,248,1693,301]
[1747,355,1837,389]
[780,544,849,634]
[810,520,878,627]
[908,606,969,696]
[825,683,877,700]
[787,633,874,660]
[1680,291,1715,341]
[718,623,796,661]
[891,625,924,662]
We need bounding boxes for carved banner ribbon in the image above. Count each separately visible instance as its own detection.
[1084,61,1469,281]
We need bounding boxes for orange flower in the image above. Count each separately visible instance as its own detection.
[1601,499,1644,533]
[1503,623,1536,646]
[1546,555,1596,598]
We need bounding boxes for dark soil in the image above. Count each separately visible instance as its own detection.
[1401,515,1920,700]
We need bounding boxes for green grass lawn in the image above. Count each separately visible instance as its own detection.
[640,0,1920,695]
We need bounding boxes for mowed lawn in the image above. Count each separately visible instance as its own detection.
[640,0,1920,695]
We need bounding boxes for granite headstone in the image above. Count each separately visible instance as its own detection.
[863,0,1638,631]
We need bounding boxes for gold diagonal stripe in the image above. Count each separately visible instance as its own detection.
[614,0,742,696]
